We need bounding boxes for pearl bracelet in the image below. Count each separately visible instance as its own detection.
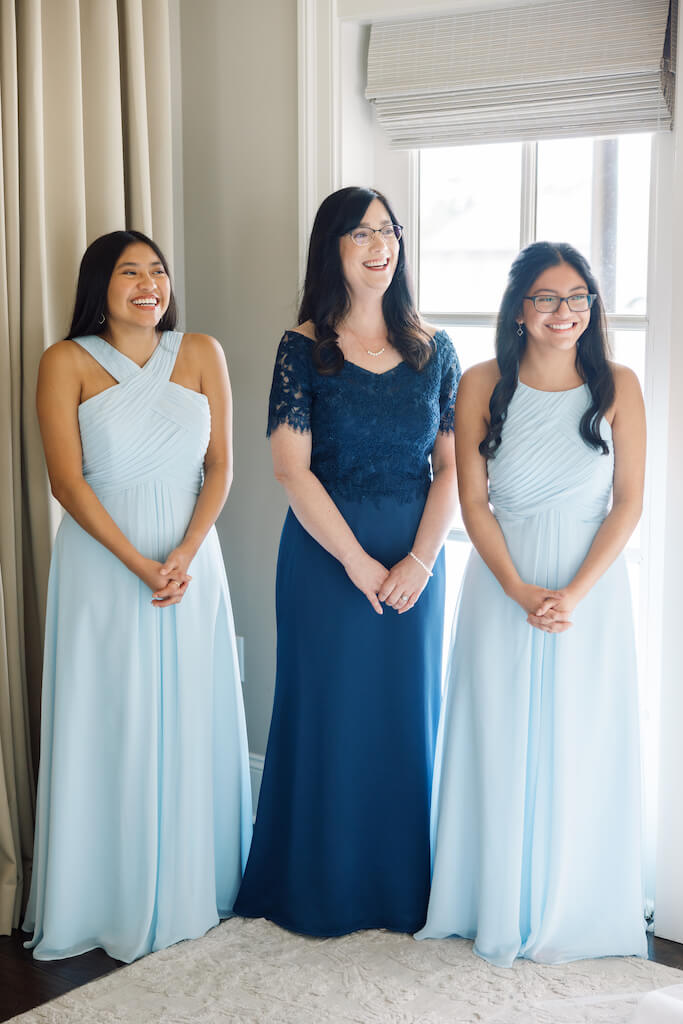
[409,550,433,578]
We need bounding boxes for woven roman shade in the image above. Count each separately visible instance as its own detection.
[365,0,676,148]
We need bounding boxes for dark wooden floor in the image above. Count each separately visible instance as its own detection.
[649,933,683,970]
[0,928,682,1022]
[0,931,122,1022]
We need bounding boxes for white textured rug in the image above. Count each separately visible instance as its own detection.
[10,918,683,1024]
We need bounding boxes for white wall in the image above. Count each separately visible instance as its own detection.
[178,0,298,758]
[654,2,683,942]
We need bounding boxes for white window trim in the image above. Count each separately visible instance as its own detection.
[299,0,683,943]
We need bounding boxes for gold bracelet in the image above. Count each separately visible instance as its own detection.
[409,550,433,578]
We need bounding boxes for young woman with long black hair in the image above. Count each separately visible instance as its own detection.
[234,187,461,936]
[23,231,252,961]
[416,241,647,964]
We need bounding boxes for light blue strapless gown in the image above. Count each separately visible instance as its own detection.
[416,382,647,965]
[23,332,252,962]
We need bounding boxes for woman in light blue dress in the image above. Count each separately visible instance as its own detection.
[416,242,647,965]
[23,231,252,962]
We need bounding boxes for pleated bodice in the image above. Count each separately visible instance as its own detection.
[75,332,210,500]
[488,383,613,523]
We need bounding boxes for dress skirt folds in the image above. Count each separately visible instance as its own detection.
[234,328,461,935]
[416,382,647,965]
[23,332,252,962]
[235,497,444,935]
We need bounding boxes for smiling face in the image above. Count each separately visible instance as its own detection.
[105,242,171,331]
[517,261,592,352]
[338,198,399,298]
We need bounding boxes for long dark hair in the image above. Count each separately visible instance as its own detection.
[480,241,614,459]
[66,230,177,339]
[298,186,431,373]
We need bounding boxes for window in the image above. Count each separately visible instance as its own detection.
[420,136,655,909]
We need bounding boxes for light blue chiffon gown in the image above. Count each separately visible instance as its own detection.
[416,381,647,965]
[23,331,252,962]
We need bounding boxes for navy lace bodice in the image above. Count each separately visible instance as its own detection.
[267,329,461,504]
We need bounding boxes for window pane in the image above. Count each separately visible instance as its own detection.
[611,329,645,386]
[536,138,593,259]
[437,325,495,533]
[419,143,522,313]
[438,323,495,373]
[536,135,651,315]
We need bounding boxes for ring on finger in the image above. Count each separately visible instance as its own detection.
[399,594,408,603]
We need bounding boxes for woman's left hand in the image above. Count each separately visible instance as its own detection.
[153,545,194,606]
[379,554,432,614]
[526,587,579,632]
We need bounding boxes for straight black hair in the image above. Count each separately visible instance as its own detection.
[480,241,614,459]
[298,186,432,373]
[66,230,177,339]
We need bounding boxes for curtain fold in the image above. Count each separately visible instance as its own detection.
[0,0,174,935]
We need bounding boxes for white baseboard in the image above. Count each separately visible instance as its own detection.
[249,753,264,815]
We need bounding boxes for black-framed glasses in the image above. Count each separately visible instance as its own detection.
[347,224,403,247]
[524,293,597,313]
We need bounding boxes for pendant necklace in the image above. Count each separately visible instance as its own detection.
[344,324,387,357]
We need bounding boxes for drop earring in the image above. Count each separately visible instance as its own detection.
[98,314,106,325]
[516,323,524,337]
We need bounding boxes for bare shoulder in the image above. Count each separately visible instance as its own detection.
[460,359,500,396]
[179,332,227,373]
[610,361,642,396]
[37,341,84,411]
[287,320,316,341]
[608,362,645,429]
[39,339,83,376]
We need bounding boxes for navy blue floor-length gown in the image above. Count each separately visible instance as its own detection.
[234,328,460,936]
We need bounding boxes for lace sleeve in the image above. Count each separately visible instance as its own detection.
[267,332,314,437]
[437,330,462,434]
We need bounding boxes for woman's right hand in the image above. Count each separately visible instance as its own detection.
[508,581,572,633]
[137,558,192,607]
[343,549,389,615]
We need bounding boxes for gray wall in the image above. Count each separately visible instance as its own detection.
[178,0,299,755]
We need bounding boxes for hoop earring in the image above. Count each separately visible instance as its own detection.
[98,314,106,325]
[516,323,524,337]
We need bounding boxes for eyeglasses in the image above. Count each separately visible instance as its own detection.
[347,224,403,247]
[524,293,597,313]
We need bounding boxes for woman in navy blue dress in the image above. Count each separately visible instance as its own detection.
[234,187,460,936]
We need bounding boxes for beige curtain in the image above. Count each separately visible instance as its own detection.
[0,0,174,935]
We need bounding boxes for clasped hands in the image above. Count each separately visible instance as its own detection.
[512,582,579,634]
[344,550,432,615]
[139,545,194,607]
